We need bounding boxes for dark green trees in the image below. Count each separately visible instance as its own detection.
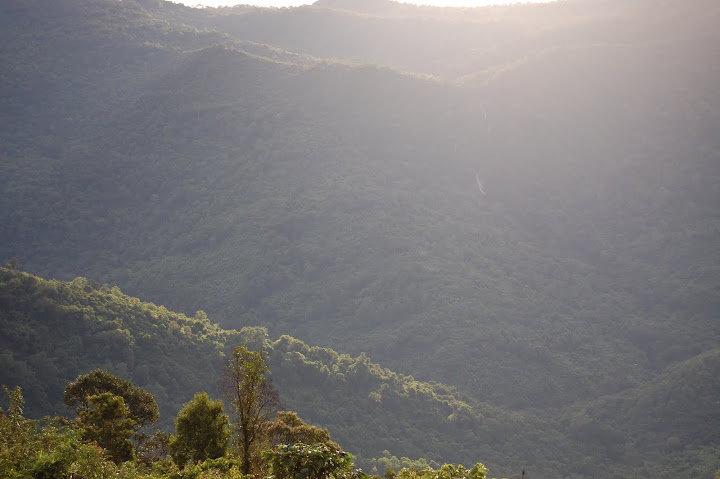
[0,386,129,477]
[263,411,357,479]
[265,443,357,479]
[265,411,340,450]
[79,392,137,463]
[222,346,281,475]
[64,370,159,463]
[64,370,159,431]
[394,464,488,479]
[169,392,230,466]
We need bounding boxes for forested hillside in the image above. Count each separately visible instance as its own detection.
[1,0,718,477]
[2,266,718,478]
[0,266,554,476]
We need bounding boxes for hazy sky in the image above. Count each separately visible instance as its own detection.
[176,0,552,8]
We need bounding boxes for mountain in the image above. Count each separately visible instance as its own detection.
[566,347,720,477]
[0,266,555,476]
[2,266,718,478]
[0,0,718,477]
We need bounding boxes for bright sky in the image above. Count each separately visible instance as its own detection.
[179,0,551,8]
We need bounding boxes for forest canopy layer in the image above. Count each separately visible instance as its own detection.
[0,0,718,477]
[1,267,718,478]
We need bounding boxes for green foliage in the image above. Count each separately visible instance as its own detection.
[0,385,34,475]
[170,392,230,467]
[78,392,136,464]
[222,346,281,474]
[395,463,488,479]
[265,443,359,479]
[564,347,720,477]
[137,430,171,465]
[1,6,718,476]
[1,11,719,479]
[0,267,227,429]
[266,334,493,468]
[162,457,246,479]
[265,411,339,450]
[0,384,495,479]
[2,265,719,477]
[65,369,159,432]
[0,386,136,478]
[362,451,431,476]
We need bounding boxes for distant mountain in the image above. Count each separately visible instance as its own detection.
[564,347,720,478]
[1,0,718,477]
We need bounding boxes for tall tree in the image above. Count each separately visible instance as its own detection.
[221,346,280,475]
[63,370,159,433]
[169,391,230,467]
[79,392,136,463]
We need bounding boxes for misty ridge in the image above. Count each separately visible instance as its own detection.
[0,0,719,478]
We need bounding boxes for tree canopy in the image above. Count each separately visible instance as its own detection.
[265,411,339,450]
[222,346,281,475]
[79,392,137,463]
[169,391,230,466]
[64,369,159,431]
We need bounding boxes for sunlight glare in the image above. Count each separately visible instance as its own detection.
[178,0,554,8]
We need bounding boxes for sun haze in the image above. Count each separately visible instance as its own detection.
[177,0,552,8]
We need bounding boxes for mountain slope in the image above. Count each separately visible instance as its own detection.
[1,0,718,410]
[564,348,720,478]
[2,266,717,478]
[0,266,553,476]
[0,0,718,477]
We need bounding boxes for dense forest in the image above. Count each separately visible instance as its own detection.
[1,0,719,477]
[2,266,719,477]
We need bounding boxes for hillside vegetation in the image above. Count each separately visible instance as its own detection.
[0,266,539,475]
[2,267,718,478]
[0,0,718,477]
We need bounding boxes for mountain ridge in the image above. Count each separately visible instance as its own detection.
[2,265,717,477]
[1,0,718,477]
